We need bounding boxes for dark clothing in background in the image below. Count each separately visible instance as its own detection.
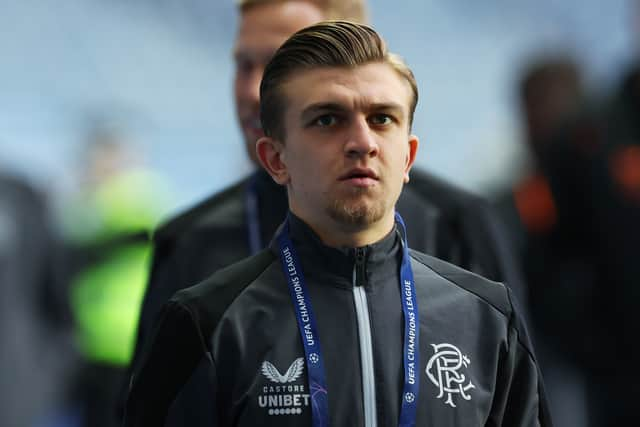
[498,64,640,426]
[407,170,525,296]
[549,67,640,427]
[126,214,550,427]
[128,168,525,426]
[0,173,74,427]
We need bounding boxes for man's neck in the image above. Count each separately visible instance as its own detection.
[290,208,396,248]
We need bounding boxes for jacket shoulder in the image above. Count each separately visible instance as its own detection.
[170,248,277,345]
[409,249,511,318]
[407,168,488,212]
[154,177,248,243]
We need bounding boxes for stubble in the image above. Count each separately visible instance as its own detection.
[326,187,388,227]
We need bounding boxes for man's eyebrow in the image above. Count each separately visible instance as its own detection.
[299,101,407,122]
[233,50,255,62]
[300,103,348,120]
[301,101,405,112]
[232,48,273,63]
[368,102,405,113]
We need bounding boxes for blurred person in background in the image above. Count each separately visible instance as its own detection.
[498,49,640,425]
[128,1,526,425]
[542,58,640,426]
[59,125,172,427]
[0,170,74,427]
[559,4,640,422]
[495,56,589,426]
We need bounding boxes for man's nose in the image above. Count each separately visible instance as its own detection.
[345,117,379,158]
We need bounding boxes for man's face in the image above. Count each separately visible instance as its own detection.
[273,63,418,231]
[234,1,324,165]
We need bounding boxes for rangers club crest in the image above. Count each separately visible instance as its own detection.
[425,343,475,407]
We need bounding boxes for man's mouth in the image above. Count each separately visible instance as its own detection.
[339,168,379,186]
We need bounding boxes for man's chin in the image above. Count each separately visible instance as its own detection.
[326,199,386,227]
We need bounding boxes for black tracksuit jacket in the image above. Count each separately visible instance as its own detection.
[126,214,550,426]
[125,170,529,426]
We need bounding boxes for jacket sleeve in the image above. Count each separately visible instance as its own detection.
[487,292,553,427]
[124,300,213,427]
[129,238,184,372]
[116,235,189,422]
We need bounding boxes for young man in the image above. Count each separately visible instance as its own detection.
[130,5,527,424]
[136,2,524,360]
[125,21,551,426]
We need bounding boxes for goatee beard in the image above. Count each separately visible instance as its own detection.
[326,190,387,227]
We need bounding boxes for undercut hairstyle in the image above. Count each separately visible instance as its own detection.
[259,20,419,141]
[236,0,368,24]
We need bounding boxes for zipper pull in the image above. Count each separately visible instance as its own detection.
[354,247,366,287]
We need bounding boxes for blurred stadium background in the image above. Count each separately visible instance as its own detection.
[0,0,633,216]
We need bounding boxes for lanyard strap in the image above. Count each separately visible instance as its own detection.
[245,173,262,255]
[277,220,329,427]
[395,212,420,427]
[275,213,420,427]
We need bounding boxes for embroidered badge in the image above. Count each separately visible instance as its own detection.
[425,343,475,407]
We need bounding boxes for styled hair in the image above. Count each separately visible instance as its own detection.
[259,21,418,140]
[236,0,368,24]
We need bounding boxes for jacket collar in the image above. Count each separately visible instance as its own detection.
[270,211,403,290]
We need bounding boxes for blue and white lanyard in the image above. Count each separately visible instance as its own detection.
[276,212,420,427]
[396,212,420,427]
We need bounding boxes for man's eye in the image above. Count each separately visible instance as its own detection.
[313,115,337,127]
[235,59,255,75]
[370,114,392,125]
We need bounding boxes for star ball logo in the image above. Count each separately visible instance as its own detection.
[258,357,311,416]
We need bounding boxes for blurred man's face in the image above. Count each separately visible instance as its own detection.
[234,1,324,165]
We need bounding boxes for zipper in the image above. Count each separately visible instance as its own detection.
[352,247,377,427]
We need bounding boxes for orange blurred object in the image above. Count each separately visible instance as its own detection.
[610,146,640,203]
[513,174,558,234]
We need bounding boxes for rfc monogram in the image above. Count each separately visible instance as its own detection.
[425,343,475,407]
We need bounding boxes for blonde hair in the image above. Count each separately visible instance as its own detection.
[236,0,368,24]
[260,21,418,140]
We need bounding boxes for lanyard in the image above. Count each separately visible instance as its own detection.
[395,212,420,427]
[276,212,420,427]
[245,173,262,255]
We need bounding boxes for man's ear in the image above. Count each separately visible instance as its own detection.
[403,135,419,183]
[256,136,290,185]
